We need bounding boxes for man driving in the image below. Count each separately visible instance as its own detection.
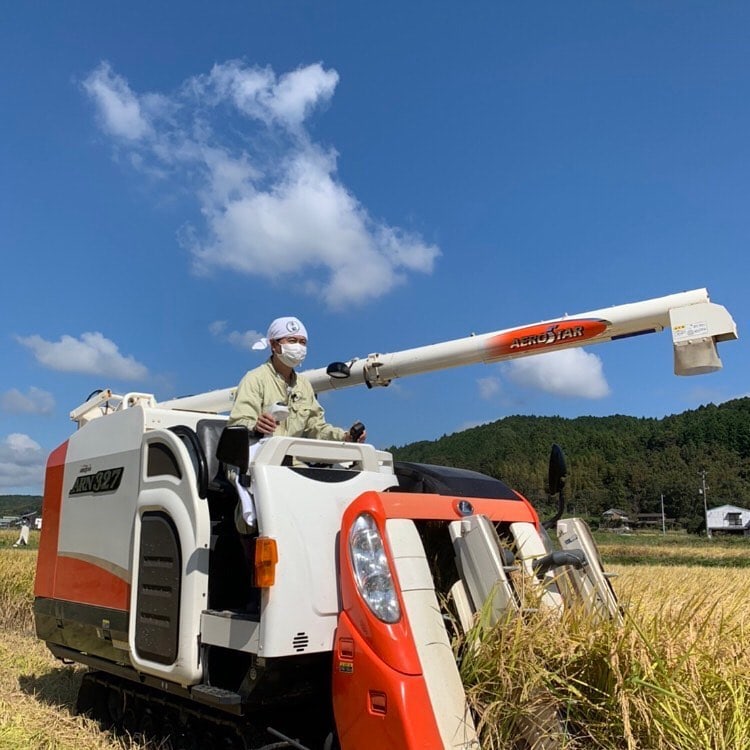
[228,316,366,443]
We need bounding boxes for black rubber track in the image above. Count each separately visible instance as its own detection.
[76,671,333,749]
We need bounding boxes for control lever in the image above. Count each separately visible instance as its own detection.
[349,421,365,442]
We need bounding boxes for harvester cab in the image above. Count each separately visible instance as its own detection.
[33,288,738,749]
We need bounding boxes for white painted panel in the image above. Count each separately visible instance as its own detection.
[59,406,146,582]
[387,519,479,750]
[510,522,563,612]
[252,463,394,657]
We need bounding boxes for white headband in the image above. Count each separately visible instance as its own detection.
[252,316,308,350]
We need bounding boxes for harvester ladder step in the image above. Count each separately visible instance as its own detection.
[191,683,242,707]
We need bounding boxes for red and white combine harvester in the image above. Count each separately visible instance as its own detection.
[34,289,737,749]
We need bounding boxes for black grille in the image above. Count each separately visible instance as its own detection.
[135,512,181,664]
[292,632,309,652]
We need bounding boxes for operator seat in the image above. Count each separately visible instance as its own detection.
[194,420,255,611]
[196,419,235,502]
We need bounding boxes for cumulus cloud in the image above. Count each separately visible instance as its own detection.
[503,348,610,399]
[203,61,339,130]
[82,61,154,140]
[17,332,148,380]
[0,387,55,415]
[209,321,263,350]
[82,60,439,309]
[0,433,46,491]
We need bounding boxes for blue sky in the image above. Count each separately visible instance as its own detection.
[1,3,747,493]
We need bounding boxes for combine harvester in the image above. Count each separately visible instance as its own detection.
[34,289,737,749]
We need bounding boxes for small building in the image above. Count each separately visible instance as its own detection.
[706,504,750,535]
[601,508,631,530]
[635,513,679,531]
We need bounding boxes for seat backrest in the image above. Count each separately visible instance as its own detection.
[216,425,252,473]
[196,419,230,487]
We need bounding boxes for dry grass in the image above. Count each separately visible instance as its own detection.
[0,548,36,632]
[0,630,132,750]
[464,564,750,750]
[0,548,141,749]
[0,528,39,550]
[612,542,735,563]
[597,534,750,567]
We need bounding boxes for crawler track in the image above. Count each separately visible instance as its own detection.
[76,671,333,750]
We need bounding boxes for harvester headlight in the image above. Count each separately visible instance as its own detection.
[349,513,401,624]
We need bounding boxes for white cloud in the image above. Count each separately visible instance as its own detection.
[0,434,45,491]
[205,61,339,131]
[477,376,502,400]
[192,148,438,307]
[208,320,227,337]
[504,348,610,399]
[82,62,153,140]
[0,387,55,415]
[209,321,263,350]
[17,332,148,380]
[83,59,439,309]
[267,64,339,127]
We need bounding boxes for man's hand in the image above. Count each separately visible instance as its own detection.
[345,421,366,443]
[254,412,278,435]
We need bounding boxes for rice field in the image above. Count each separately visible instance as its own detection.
[463,563,750,749]
[0,529,748,749]
[0,533,143,750]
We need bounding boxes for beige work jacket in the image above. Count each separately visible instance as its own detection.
[227,360,347,441]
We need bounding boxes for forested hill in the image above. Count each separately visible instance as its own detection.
[389,397,750,523]
[0,495,42,516]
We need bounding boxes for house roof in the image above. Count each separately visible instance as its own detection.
[708,504,750,514]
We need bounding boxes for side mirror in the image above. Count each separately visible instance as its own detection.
[543,443,568,529]
[548,443,567,496]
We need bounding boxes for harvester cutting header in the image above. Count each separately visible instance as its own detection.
[36,288,737,749]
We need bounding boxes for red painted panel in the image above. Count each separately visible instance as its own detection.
[333,612,444,750]
[340,493,423,676]
[377,490,540,526]
[35,441,130,611]
[53,556,130,611]
[34,442,68,598]
[339,490,540,678]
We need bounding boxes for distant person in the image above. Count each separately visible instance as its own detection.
[228,316,366,443]
[13,518,30,547]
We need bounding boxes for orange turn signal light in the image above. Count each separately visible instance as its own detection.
[254,537,278,588]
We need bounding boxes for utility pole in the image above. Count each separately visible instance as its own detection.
[660,493,666,535]
[699,470,711,539]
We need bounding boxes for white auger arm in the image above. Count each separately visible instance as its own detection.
[110,288,738,418]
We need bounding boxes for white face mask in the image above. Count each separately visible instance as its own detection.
[277,342,307,368]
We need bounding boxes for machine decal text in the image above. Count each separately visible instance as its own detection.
[487,318,610,357]
[510,323,585,349]
[70,467,124,496]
